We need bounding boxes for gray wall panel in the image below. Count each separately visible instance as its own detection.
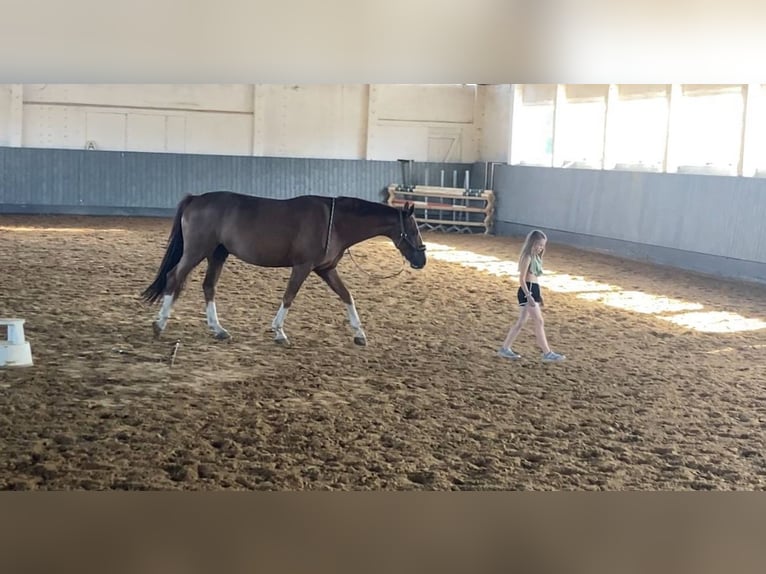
[489,164,766,283]
[0,147,470,214]
[496,220,766,285]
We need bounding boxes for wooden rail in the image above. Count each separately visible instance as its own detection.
[387,184,495,234]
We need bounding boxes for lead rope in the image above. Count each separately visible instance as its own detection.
[345,247,405,280]
[329,198,407,280]
[345,208,406,280]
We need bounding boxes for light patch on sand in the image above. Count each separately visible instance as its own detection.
[577,290,705,314]
[541,274,617,294]
[0,226,128,234]
[659,311,766,333]
[705,344,766,355]
[424,240,765,334]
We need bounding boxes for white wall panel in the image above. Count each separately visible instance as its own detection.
[184,112,252,156]
[366,84,480,163]
[258,84,367,159]
[367,124,430,161]
[5,83,483,161]
[478,84,512,162]
[86,111,126,150]
[165,116,186,153]
[426,126,464,162]
[374,84,476,123]
[24,84,254,113]
[23,104,86,149]
[126,113,169,152]
[0,86,11,146]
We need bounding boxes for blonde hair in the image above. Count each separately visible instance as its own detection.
[518,229,547,268]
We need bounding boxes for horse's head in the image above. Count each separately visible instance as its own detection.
[392,202,427,269]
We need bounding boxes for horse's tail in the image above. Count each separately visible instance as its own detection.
[141,194,195,304]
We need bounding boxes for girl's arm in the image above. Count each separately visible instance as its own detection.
[518,255,533,298]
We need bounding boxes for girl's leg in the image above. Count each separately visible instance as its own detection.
[526,304,551,354]
[527,304,566,361]
[502,306,529,349]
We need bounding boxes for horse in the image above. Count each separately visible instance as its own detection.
[141,191,427,346]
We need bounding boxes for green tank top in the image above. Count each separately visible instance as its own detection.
[529,254,543,276]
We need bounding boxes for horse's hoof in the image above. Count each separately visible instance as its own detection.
[213,330,231,341]
[275,337,290,346]
[353,336,367,346]
[152,321,162,339]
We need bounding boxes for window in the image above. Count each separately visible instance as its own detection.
[751,85,766,176]
[610,89,669,171]
[674,86,743,175]
[555,99,606,168]
[511,84,555,166]
[555,85,608,168]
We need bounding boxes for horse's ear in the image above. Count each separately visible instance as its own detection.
[406,202,414,217]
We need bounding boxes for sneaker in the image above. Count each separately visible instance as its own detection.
[498,347,521,360]
[542,351,566,362]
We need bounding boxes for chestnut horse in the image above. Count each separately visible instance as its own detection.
[141,191,427,345]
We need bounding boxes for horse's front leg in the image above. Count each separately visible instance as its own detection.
[203,246,231,340]
[271,263,313,345]
[346,296,367,346]
[314,267,367,346]
[271,304,289,344]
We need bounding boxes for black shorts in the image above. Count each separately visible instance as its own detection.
[517,282,543,306]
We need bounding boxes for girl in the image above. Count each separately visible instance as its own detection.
[498,229,566,362]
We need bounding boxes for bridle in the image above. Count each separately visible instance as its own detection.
[325,198,425,255]
[324,198,425,280]
[346,206,425,279]
[394,207,426,254]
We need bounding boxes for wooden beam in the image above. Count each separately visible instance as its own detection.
[551,84,566,168]
[508,83,523,165]
[416,218,489,227]
[388,185,494,199]
[9,84,23,147]
[390,199,491,213]
[663,83,681,173]
[602,84,619,170]
[365,84,377,160]
[739,84,759,177]
[251,85,266,157]
[387,185,495,234]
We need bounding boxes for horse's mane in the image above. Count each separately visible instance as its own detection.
[338,196,398,217]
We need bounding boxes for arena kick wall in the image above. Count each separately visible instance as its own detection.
[0,146,470,217]
[3,146,765,285]
[484,164,766,285]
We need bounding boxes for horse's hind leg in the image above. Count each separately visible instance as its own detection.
[271,263,313,345]
[153,251,206,338]
[203,245,231,340]
[314,267,367,346]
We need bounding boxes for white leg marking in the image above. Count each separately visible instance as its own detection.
[206,301,230,338]
[271,303,290,342]
[156,295,174,330]
[346,301,366,342]
[271,303,289,329]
